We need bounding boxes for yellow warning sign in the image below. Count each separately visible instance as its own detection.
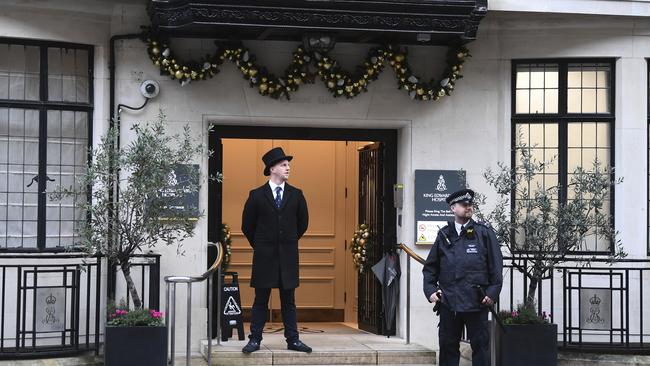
[419,234,427,242]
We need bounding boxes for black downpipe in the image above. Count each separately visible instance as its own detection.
[107,33,142,302]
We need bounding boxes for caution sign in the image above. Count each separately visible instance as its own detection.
[220,272,245,341]
[223,296,241,316]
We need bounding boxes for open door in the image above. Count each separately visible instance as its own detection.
[357,142,392,335]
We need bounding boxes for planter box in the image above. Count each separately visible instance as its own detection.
[492,323,558,366]
[105,325,167,366]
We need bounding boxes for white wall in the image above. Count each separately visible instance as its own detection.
[2,1,649,356]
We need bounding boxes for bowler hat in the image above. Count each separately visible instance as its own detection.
[262,147,293,176]
[446,188,475,205]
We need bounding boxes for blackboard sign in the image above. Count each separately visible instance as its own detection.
[414,170,465,244]
[159,164,200,218]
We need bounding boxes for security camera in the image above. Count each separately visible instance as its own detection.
[140,80,160,99]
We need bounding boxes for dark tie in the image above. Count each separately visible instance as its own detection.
[275,186,282,208]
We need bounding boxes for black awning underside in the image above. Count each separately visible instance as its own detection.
[147,0,488,45]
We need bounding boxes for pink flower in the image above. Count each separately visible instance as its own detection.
[150,310,163,319]
[115,309,128,316]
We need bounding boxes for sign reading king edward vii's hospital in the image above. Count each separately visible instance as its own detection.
[415,170,465,245]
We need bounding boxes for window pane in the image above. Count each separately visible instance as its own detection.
[582,89,597,113]
[545,124,558,148]
[596,89,609,113]
[516,71,529,89]
[530,70,545,89]
[568,89,581,113]
[530,90,544,114]
[568,63,611,115]
[568,71,581,88]
[0,108,40,249]
[0,44,40,101]
[515,63,558,115]
[48,48,90,103]
[545,89,558,113]
[516,90,529,114]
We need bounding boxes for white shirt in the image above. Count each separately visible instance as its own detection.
[455,221,467,236]
[269,180,285,201]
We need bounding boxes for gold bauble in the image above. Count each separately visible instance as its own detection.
[293,78,301,85]
[438,89,446,97]
[154,60,160,66]
[327,81,335,88]
[367,69,375,76]
[337,89,343,95]
[259,83,268,92]
[362,232,369,238]
[162,59,169,66]
[190,71,198,79]
[151,47,160,55]
[395,54,405,62]
[417,88,424,96]
[249,68,258,77]
[359,239,366,245]
[345,85,353,92]
[458,64,464,70]
[323,63,332,69]
[268,87,275,94]
[457,52,465,59]
[175,70,184,79]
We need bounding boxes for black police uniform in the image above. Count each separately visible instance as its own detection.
[422,191,503,366]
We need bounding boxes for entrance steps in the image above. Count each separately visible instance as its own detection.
[200,325,435,366]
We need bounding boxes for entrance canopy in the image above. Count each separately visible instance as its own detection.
[147,0,488,45]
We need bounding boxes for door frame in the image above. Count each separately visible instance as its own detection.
[207,125,397,334]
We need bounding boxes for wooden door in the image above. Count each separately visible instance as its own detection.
[221,139,358,321]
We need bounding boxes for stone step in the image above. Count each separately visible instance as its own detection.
[200,335,436,366]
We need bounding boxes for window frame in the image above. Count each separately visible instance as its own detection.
[0,37,94,252]
[511,58,616,255]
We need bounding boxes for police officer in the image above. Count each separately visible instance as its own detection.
[422,189,503,366]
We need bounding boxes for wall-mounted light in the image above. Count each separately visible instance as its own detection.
[416,33,431,43]
[302,34,336,53]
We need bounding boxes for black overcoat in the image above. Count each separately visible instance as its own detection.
[241,183,309,289]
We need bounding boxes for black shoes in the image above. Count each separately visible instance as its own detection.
[287,340,312,353]
[242,340,260,354]
[243,339,312,353]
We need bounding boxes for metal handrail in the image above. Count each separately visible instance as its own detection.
[399,243,425,265]
[165,242,223,366]
[397,242,426,345]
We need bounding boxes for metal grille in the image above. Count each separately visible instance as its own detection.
[499,258,650,353]
[357,143,385,335]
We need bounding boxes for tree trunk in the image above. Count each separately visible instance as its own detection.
[526,277,538,310]
[120,260,143,309]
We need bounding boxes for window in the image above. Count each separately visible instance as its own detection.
[512,59,614,253]
[0,38,93,251]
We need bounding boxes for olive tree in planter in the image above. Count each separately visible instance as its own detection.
[473,137,625,366]
[51,113,216,365]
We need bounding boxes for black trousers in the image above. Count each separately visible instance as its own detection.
[438,304,490,366]
[249,287,299,343]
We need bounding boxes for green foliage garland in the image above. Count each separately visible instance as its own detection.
[144,34,469,102]
[351,224,370,273]
[220,223,232,272]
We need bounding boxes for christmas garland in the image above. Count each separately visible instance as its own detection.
[351,224,371,273]
[144,34,469,102]
[220,223,232,272]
